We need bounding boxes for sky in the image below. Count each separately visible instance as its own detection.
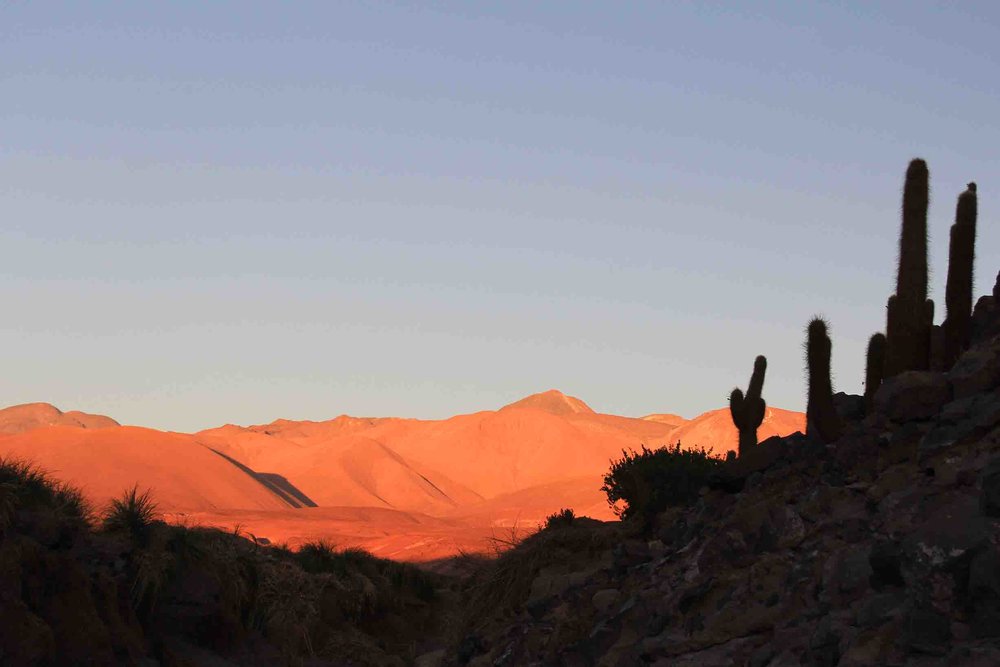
[2,2,999,432]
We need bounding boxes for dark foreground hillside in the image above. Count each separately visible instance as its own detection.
[0,468,451,666]
[435,277,1000,666]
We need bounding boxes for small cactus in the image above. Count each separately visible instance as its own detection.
[730,355,767,458]
[863,333,886,412]
[942,183,978,368]
[885,159,932,376]
[806,317,842,443]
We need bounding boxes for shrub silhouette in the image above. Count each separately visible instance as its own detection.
[0,456,90,537]
[601,443,722,521]
[730,355,767,457]
[544,508,576,529]
[103,485,158,546]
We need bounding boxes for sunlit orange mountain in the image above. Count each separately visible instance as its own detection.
[0,402,120,434]
[0,392,805,560]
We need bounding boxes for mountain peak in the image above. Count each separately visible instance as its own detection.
[501,390,595,416]
[0,402,120,434]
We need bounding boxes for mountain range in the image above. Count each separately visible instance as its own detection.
[0,392,804,560]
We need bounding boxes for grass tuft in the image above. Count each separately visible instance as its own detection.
[103,485,158,544]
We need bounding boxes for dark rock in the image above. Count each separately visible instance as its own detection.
[0,596,56,665]
[856,592,904,628]
[970,293,999,344]
[921,394,1000,454]
[822,546,872,606]
[901,607,951,655]
[872,423,922,469]
[833,392,865,423]
[904,496,991,569]
[874,371,951,422]
[457,635,484,664]
[710,436,792,493]
[748,644,775,667]
[968,548,1000,638]
[806,616,840,667]
[949,337,1000,399]
[613,541,651,570]
[981,458,1000,518]
[869,541,904,589]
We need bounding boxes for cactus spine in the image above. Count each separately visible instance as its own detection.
[806,318,842,443]
[942,183,978,368]
[884,159,931,377]
[863,333,886,412]
[729,355,767,458]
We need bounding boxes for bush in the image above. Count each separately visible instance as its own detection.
[103,485,158,544]
[0,456,91,534]
[544,508,575,530]
[601,442,722,521]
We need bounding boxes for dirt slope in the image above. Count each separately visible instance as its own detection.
[0,425,292,512]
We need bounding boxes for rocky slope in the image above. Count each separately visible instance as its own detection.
[437,287,1000,666]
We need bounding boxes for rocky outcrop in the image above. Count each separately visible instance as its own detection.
[448,296,1000,666]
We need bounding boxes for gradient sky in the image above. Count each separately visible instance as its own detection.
[2,2,999,432]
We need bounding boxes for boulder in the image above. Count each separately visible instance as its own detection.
[980,458,1000,518]
[949,337,1000,399]
[591,589,622,614]
[874,372,951,422]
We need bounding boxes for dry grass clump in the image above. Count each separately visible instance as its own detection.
[0,456,91,538]
[0,465,449,664]
[102,485,158,545]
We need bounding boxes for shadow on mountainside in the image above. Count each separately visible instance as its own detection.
[207,446,318,508]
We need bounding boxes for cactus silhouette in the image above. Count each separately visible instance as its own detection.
[863,333,886,412]
[806,318,842,443]
[942,183,978,368]
[885,159,931,376]
[729,355,767,457]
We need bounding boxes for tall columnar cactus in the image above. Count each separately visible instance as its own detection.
[806,318,842,443]
[885,159,931,377]
[863,333,886,412]
[942,183,978,368]
[729,355,767,458]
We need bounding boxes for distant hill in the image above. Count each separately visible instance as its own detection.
[0,390,805,559]
[0,402,119,434]
[665,406,806,456]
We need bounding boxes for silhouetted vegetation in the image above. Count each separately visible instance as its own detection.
[864,332,887,412]
[601,443,722,521]
[0,456,90,536]
[943,182,979,368]
[805,317,842,443]
[885,158,933,376]
[544,507,576,529]
[102,484,158,546]
[0,463,452,665]
[729,355,767,457]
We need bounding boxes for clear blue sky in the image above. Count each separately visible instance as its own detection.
[2,2,998,432]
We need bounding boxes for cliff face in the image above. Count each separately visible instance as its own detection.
[446,296,1000,666]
